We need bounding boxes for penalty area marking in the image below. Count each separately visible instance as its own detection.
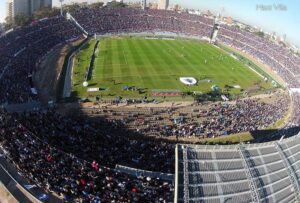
[123,50,128,65]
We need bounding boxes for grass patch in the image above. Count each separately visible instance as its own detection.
[219,44,284,88]
[57,38,90,101]
[197,132,254,145]
[72,37,274,101]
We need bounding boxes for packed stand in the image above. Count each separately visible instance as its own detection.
[2,7,300,105]
[156,97,288,138]
[4,109,175,174]
[0,109,174,202]
[72,8,214,38]
[289,92,300,126]
[217,24,300,88]
[83,96,289,139]
[0,16,82,104]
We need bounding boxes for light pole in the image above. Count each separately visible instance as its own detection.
[60,0,64,16]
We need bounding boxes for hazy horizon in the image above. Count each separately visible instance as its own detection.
[0,0,299,48]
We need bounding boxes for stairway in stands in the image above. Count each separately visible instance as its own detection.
[210,21,220,43]
[66,12,89,36]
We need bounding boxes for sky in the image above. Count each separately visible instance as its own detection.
[0,0,299,47]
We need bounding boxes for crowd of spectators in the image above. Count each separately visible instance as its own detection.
[1,7,300,202]
[217,24,300,88]
[289,92,300,126]
[1,7,300,106]
[0,109,174,202]
[251,92,300,143]
[83,95,288,139]
[4,109,175,174]
[0,16,81,104]
[72,8,214,38]
[0,8,216,105]
[151,97,288,138]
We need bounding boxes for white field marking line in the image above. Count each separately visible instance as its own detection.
[221,38,296,78]
[94,63,201,68]
[224,46,265,79]
[123,50,128,65]
[246,65,265,79]
[93,61,257,79]
[92,73,202,79]
[93,63,127,67]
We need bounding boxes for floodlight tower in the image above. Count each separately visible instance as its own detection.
[220,7,225,21]
[60,0,64,16]
[141,0,146,10]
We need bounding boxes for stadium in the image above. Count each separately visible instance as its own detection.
[0,1,300,203]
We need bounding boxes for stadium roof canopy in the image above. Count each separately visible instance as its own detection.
[175,133,300,203]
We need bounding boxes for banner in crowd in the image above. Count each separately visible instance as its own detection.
[37,194,49,200]
[24,184,36,190]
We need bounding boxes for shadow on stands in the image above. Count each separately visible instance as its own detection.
[250,126,300,143]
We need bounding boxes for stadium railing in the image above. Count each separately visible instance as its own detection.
[0,156,43,203]
[115,165,174,181]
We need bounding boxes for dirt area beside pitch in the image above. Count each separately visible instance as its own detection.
[34,39,84,104]
[0,183,17,203]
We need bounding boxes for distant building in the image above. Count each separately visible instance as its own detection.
[188,10,201,16]
[141,0,146,10]
[149,3,158,9]
[173,4,181,12]
[0,23,4,34]
[203,10,213,17]
[6,0,13,19]
[158,0,169,10]
[282,34,287,42]
[223,16,233,25]
[6,0,52,19]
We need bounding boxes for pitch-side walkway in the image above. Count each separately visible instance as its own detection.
[0,150,62,203]
[62,54,73,98]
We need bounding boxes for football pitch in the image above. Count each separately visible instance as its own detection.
[71,37,273,100]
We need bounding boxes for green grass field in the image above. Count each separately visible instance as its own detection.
[72,37,273,100]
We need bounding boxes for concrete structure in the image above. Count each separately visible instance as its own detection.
[149,3,158,9]
[224,16,233,25]
[6,0,52,19]
[158,0,169,10]
[141,0,146,10]
[0,24,4,34]
[175,132,300,203]
[173,4,181,12]
[6,0,13,20]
